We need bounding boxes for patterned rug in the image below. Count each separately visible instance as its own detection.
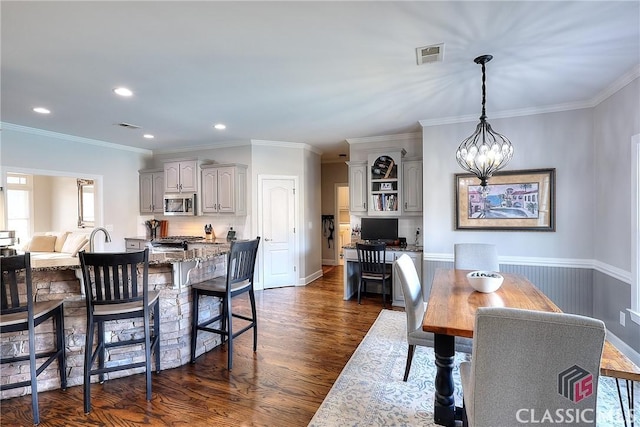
[308,309,637,426]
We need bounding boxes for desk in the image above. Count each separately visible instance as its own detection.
[342,245,422,307]
[422,268,640,426]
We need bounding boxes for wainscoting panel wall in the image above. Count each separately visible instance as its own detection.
[423,261,594,316]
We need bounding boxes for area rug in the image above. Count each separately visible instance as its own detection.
[308,309,637,427]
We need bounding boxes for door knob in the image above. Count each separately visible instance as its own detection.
[264,238,272,241]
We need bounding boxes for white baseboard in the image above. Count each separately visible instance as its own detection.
[606,331,640,368]
[300,268,323,286]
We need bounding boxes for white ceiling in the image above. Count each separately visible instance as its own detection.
[2,1,639,161]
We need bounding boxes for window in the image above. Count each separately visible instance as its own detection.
[77,179,95,228]
[631,134,640,324]
[6,173,32,245]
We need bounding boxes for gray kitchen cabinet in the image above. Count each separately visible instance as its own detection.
[125,237,150,252]
[402,159,423,214]
[164,160,198,193]
[139,170,164,214]
[347,161,367,213]
[201,164,247,215]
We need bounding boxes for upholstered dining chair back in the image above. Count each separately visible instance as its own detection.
[454,243,499,271]
[395,254,472,381]
[460,307,606,427]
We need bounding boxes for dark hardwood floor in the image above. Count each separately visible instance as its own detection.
[2,264,400,426]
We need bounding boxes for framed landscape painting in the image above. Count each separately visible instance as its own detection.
[455,168,556,231]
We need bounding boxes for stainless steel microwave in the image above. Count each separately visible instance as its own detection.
[163,193,197,216]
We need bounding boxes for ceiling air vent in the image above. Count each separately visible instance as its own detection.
[116,122,141,129]
[416,43,444,65]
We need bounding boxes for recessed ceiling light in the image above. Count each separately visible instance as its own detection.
[143,134,154,139]
[213,123,226,130]
[33,107,51,114]
[113,87,133,97]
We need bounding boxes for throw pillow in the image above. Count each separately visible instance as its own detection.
[61,233,89,257]
[46,231,70,252]
[27,235,57,252]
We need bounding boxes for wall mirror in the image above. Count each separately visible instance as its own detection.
[77,179,95,228]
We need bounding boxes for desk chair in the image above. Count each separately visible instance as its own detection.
[460,307,605,427]
[454,243,499,271]
[79,248,160,414]
[394,254,472,382]
[191,237,260,370]
[356,242,392,307]
[1,252,67,425]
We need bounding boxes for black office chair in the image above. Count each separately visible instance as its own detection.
[78,248,160,414]
[1,252,67,425]
[191,237,260,370]
[356,242,392,307]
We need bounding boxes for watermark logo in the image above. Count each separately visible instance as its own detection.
[558,365,593,403]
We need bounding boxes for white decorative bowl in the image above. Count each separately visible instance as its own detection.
[467,271,504,293]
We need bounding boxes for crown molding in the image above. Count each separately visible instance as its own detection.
[152,139,251,155]
[346,132,421,145]
[250,139,322,155]
[1,122,152,154]
[419,66,640,128]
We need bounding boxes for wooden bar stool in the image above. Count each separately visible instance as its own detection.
[1,252,67,425]
[78,248,160,414]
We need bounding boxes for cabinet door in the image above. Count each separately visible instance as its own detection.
[348,162,367,212]
[368,152,401,216]
[179,161,198,192]
[164,161,181,192]
[151,173,165,213]
[201,168,219,213]
[216,166,236,213]
[403,160,423,213]
[235,166,248,215]
[139,173,154,213]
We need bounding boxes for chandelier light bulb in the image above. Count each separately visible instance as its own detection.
[456,55,513,187]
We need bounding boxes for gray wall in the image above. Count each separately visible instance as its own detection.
[421,77,640,354]
[593,78,640,352]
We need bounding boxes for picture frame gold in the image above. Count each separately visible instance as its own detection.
[455,168,556,231]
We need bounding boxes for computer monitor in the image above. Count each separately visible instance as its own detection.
[360,218,398,242]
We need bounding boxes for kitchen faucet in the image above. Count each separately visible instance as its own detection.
[89,227,112,252]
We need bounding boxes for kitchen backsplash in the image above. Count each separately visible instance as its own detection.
[137,215,249,240]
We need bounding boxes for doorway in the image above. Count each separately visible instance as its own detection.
[258,175,297,289]
[335,183,351,265]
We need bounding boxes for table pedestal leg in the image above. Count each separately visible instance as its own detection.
[434,333,456,427]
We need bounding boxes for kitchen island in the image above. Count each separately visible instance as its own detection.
[0,245,230,399]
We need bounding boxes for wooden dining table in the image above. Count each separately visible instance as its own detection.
[422,268,640,427]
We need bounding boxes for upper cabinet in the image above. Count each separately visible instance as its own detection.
[368,152,403,216]
[347,161,367,213]
[402,159,423,214]
[139,170,164,214]
[164,160,198,193]
[201,164,248,215]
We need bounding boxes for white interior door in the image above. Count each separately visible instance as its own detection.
[261,177,296,289]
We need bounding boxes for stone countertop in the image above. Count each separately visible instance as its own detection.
[149,245,230,264]
[342,242,423,252]
[28,245,230,271]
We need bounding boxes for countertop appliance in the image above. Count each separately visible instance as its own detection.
[151,235,204,251]
[163,193,197,216]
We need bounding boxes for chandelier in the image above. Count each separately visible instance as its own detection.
[456,55,513,188]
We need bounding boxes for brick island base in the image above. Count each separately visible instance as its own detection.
[1,257,226,400]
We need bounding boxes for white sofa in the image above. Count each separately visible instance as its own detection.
[21,231,90,268]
